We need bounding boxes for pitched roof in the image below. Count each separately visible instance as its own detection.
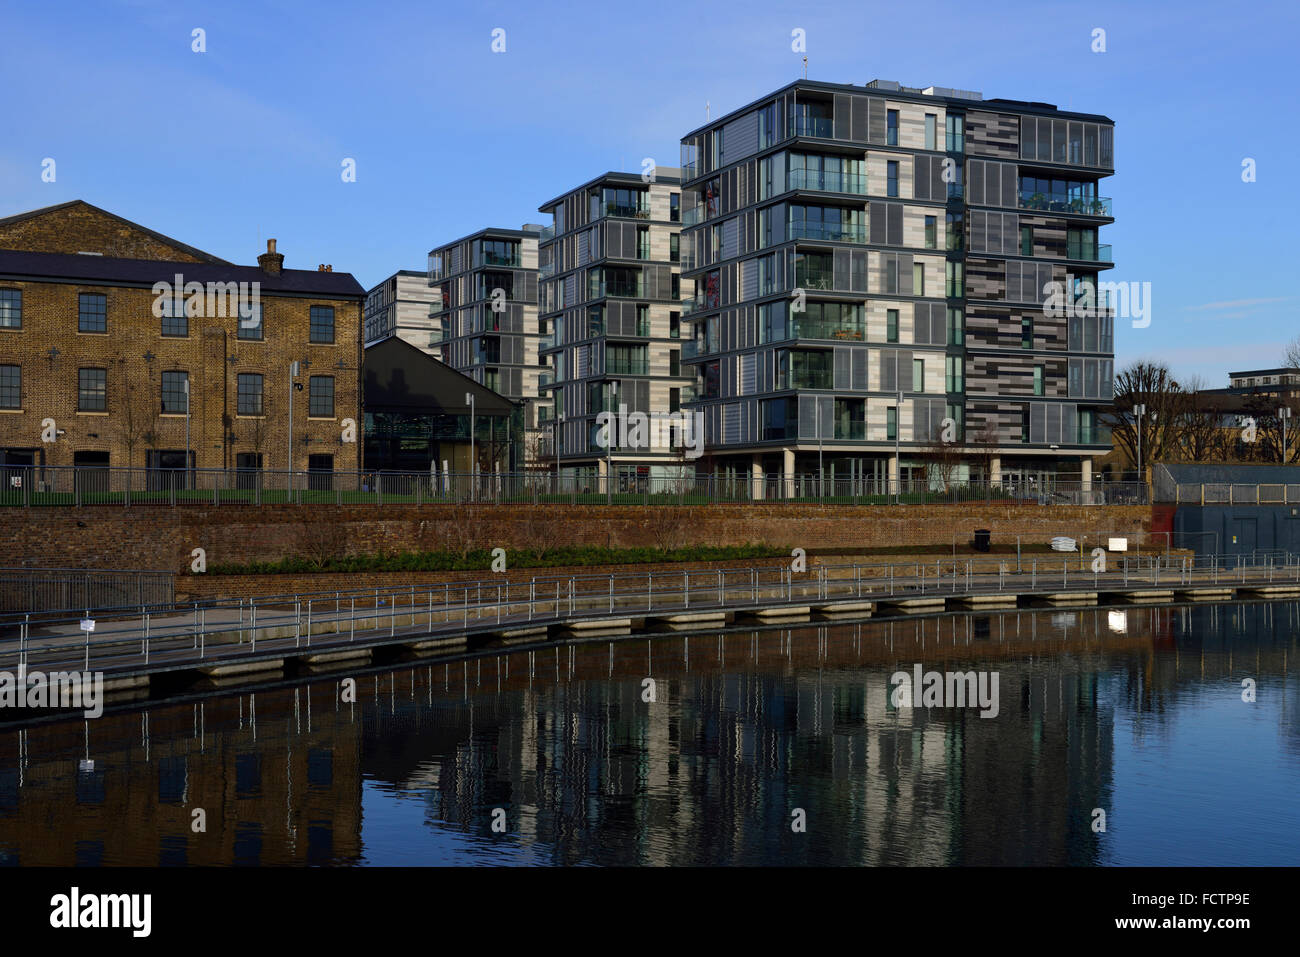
[0,200,231,264]
[0,247,365,297]
[363,337,516,414]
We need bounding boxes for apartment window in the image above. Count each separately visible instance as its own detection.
[947,308,964,345]
[309,375,334,417]
[669,387,681,413]
[1033,365,1044,396]
[78,368,106,412]
[669,348,680,377]
[913,263,925,296]
[669,311,680,339]
[636,226,650,260]
[945,211,964,251]
[0,365,20,408]
[0,289,20,328]
[886,406,898,440]
[925,114,937,151]
[161,371,189,413]
[78,293,107,333]
[1020,225,1033,257]
[309,305,335,343]
[670,233,680,263]
[945,261,964,298]
[887,161,899,197]
[1078,408,1096,444]
[887,109,899,146]
[671,274,680,299]
[945,115,964,152]
[238,301,263,340]
[237,373,264,415]
[886,309,899,343]
[635,304,650,336]
[913,358,925,392]
[945,356,964,393]
[924,215,937,249]
[159,295,188,337]
[1021,316,1033,349]
[670,193,681,223]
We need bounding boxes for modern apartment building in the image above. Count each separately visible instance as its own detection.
[425,227,544,465]
[536,170,694,486]
[0,200,365,481]
[363,269,442,351]
[677,79,1115,493]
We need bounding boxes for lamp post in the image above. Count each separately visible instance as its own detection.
[894,388,903,504]
[288,360,300,480]
[466,391,476,498]
[606,380,617,504]
[1133,402,1146,482]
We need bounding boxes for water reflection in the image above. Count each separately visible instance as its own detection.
[1,602,1297,866]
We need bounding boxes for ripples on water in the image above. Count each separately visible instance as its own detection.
[1,602,1297,866]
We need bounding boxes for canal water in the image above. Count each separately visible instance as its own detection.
[1,602,1297,866]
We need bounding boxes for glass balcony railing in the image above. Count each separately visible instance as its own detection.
[428,300,449,317]
[539,224,556,242]
[598,201,650,220]
[480,252,520,267]
[1066,243,1113,263]
[538,332,557,351]
[605,358,650,375]
[589,281,646,300]
[788,117,834,138]
[793,270,834,291]
[834,421,866,440]
[789,221,866,243]
[790,318,866,342]
[1019,194,1112,217]
[787,169,867,195]
[539,260,557,279]
[777,369,834,390]
[681,161,698,181]
[681,294,719,317]
[681,339,718,360]
[683,204,706,227]
[537,371,555,389]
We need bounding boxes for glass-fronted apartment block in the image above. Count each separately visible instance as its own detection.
[364,269,443,350]
[426,227,546,458]
[536,171,695,488]
[678,79,1115,493]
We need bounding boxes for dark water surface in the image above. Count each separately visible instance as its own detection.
[1,602,1297,866]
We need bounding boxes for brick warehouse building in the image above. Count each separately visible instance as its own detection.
[0,201,365,484]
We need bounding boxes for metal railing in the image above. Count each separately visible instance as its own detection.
[0,567,174,614]
[1174,483,1300,505]
[0,467,1149,508]
[3,552,1291,681]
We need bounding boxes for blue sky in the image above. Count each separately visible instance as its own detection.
[1,0,1295,385]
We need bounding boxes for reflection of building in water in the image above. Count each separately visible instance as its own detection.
[7,602,1286,866]
[0,683,364,866]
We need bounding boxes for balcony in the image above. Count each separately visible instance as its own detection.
[834,421,867,440]
[605,357,650,375]
[789,221,866,244]
[788,117,834,138]
[1020,193,1113,217]
[598,200,650,221]
[428,299,449,318]
[539,260,556,279]
[681,293,719,317]
[682,204,706,227]
[538,332,557,351]
[790,317,866,342]
[480,252,520,268]
[793,269,834,291]
[1066,243,1113,263]
[589,280,647,300]
[539,224,556,242]
[788,169,867,195]
[777,369,834,390]
[681,339,718,360]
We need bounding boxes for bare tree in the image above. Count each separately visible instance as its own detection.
[1176,375,1229,463]
[1103,360,1188,477]
[115,367,159,480]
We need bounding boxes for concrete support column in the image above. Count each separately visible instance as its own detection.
[782,448,795,498]
[1081,458,1093,492]
[888,454,899,496]
[990,455,1002,486]
[751,454,764,501]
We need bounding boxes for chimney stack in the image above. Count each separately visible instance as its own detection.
[258,238,284,276]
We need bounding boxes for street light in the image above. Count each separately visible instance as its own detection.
[466,391,476,494]
[288,360,300,477]
[183,377,191,489]
[606,380,618,504]
[894,388,903,504]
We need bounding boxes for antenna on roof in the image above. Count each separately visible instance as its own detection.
[803,56,808,79]
[706,100,710,121]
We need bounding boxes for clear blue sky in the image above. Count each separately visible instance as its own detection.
[1,0,1295,386]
